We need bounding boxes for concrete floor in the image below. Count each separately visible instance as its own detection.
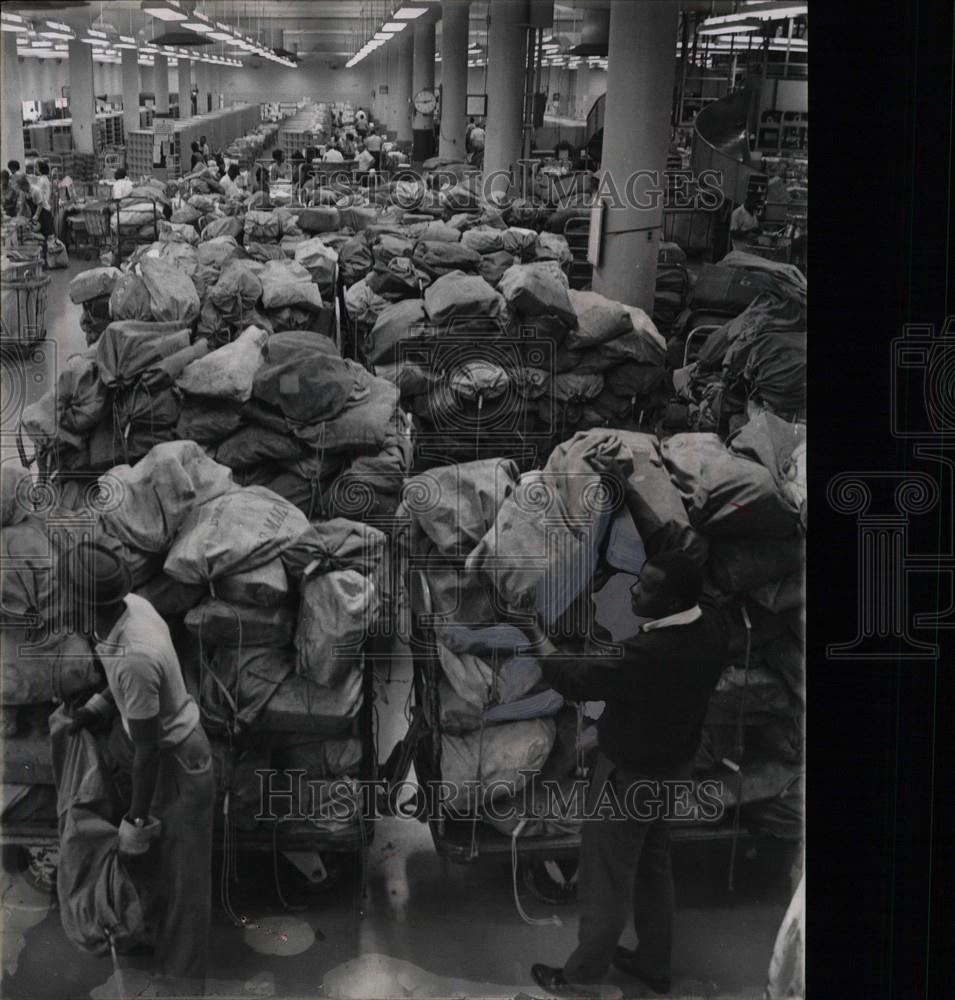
[1,264,791,999]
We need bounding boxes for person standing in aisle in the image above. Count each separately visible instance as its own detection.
[111,167,134,200]
[523,545,731,996]
[730,193,762,250]
[200,135,210,158]
[364,126,383,169]
[31,160,55,266]
[67,541,214,995]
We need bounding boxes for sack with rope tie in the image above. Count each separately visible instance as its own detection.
[186,597,295,647]
[199,644,295,734]
[50,707,153,956]
[440,718,556,811]
[295,569,379,687]
[164,485,309,584]
[1,631,101,705]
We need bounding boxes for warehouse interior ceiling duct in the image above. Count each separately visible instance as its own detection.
[567,8,609,56]
[1,0,91,9]
[151,30,212,46]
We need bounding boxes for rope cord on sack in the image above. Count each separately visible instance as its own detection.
[727,603,752,892]
[510,820,562,927]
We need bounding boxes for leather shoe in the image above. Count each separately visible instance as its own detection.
[530,964,600,997]
[611,947,671,994]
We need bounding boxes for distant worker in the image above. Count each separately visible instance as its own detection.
[322,144,344,164]
[364,126,383,169]
[111,167,134,200]
[730,193,762,250]
[220,163,243,199]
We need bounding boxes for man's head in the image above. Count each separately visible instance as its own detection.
[71,540,132,619]
[114,167,127,181]
[38,160,49,177]
[272,148,285,164]
[200,134,207,144]
[745,194,759,213]
[7,160,20,174]
[629,552,703,619]
[228,163,239,180]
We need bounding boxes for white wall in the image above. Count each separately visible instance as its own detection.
[760,78,808,115]
[217,57,377,109]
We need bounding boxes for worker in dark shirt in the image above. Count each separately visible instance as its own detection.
[526,549,731,996]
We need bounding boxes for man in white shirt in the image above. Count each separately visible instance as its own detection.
[730,195,761,250]
[220,163,243,199]
[322,146,344,164]
[68,541,214,994]
[356,144,375,173]
[111,167,134,200]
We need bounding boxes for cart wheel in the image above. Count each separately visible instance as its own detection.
[521,857,579,905]
[280,851,349,896]
[1,844,28,875]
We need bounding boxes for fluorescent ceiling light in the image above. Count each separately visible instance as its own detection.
[208,31,234,41]
[86,28,108,39]
[699,21,760,35]
[394,6,429,17]
[141,2,188,21]
[80,37,104,45]
[30,40,53,48]
[709,3,807,24]
[382,22,408,32]
[40,31,74,40]
[2,12,25,22]
[1,23,28,32]
[182,22,213,33]
[373,32,390,40]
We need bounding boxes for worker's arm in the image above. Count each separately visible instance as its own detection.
[116,656,162,821]
[127,716,160,822]
[520,617,631,703]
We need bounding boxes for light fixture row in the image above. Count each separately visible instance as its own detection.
[345,2,435,68]
[141,1,297,67]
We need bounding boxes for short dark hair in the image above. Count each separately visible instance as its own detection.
[643,552,703,609]
[228,163,239,178]
[114,167,126,180]
[272,148,285,162]
[38,160,49,176]
[8,160,20,173]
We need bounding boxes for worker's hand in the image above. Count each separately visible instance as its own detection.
[66,692,112,735]
[118,816,162,858]
[66,707,102,736]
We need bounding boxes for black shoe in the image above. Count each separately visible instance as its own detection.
[611,947,671,994]
[530,964,598,997]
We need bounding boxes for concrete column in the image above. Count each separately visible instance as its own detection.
[121,48,141,137]
[154,54,169,113]
[393,30,413,144]
[484,0,527,196]
[1,32,25,167]
[592,1,678,310]
[140,60,155,95]
[193,61,208,115]
[68,39,96,154]
[439,0,469,160]
[412,20,436,162]
[177,56,192,116]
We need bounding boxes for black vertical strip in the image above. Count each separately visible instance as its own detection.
[811,1,955,997]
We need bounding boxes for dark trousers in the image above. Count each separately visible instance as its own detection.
[563,752,691,984]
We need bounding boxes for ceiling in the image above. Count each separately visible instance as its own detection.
[3,2,801,61]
